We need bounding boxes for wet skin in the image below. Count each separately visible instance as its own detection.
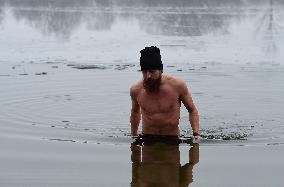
[130,70,199,136]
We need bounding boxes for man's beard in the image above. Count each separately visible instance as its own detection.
[143,76,162,92]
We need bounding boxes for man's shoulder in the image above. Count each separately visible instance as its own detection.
[130,80,143,95]
[163,74,186,88]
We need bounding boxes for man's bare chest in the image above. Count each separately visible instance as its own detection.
[137,88,180,114]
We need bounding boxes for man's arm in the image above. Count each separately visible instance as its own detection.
[179,80,200,135]
[130,86,141,136]
[179,144,199,187]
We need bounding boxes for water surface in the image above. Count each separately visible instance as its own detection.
[0,0,283,64]
[1,0,284,145]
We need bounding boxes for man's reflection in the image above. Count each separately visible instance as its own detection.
[131,137,199,187]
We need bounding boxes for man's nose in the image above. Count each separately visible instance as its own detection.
[146,72,152,78]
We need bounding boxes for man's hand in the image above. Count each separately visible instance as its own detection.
[192,132,201,144]
[178,80,200,139]
[131,135,138,139]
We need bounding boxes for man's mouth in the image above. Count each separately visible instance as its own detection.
[143,78,161,92]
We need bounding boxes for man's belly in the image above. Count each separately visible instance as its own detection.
[142,113,180,136]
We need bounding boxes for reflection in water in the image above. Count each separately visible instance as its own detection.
[1,0,284,38]
[130,141,199,187]
[258,0,280,56]
[0,0,259,37]
[3,0,94,8]
[13,9,83,40]
[0,0,283,63]
[85,12,114,31]
[0,1,4,24]
[136,11,234,37]
[10,4,116,39]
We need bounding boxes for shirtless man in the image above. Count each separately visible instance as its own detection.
[130,46,200,141]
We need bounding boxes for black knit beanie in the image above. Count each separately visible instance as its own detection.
[140,46,163,71]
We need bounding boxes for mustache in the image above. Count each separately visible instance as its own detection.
[144,78,160,85]
[144,78,157,84]
[143,77,161,91]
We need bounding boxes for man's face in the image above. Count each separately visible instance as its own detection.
[142,70,162,92]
